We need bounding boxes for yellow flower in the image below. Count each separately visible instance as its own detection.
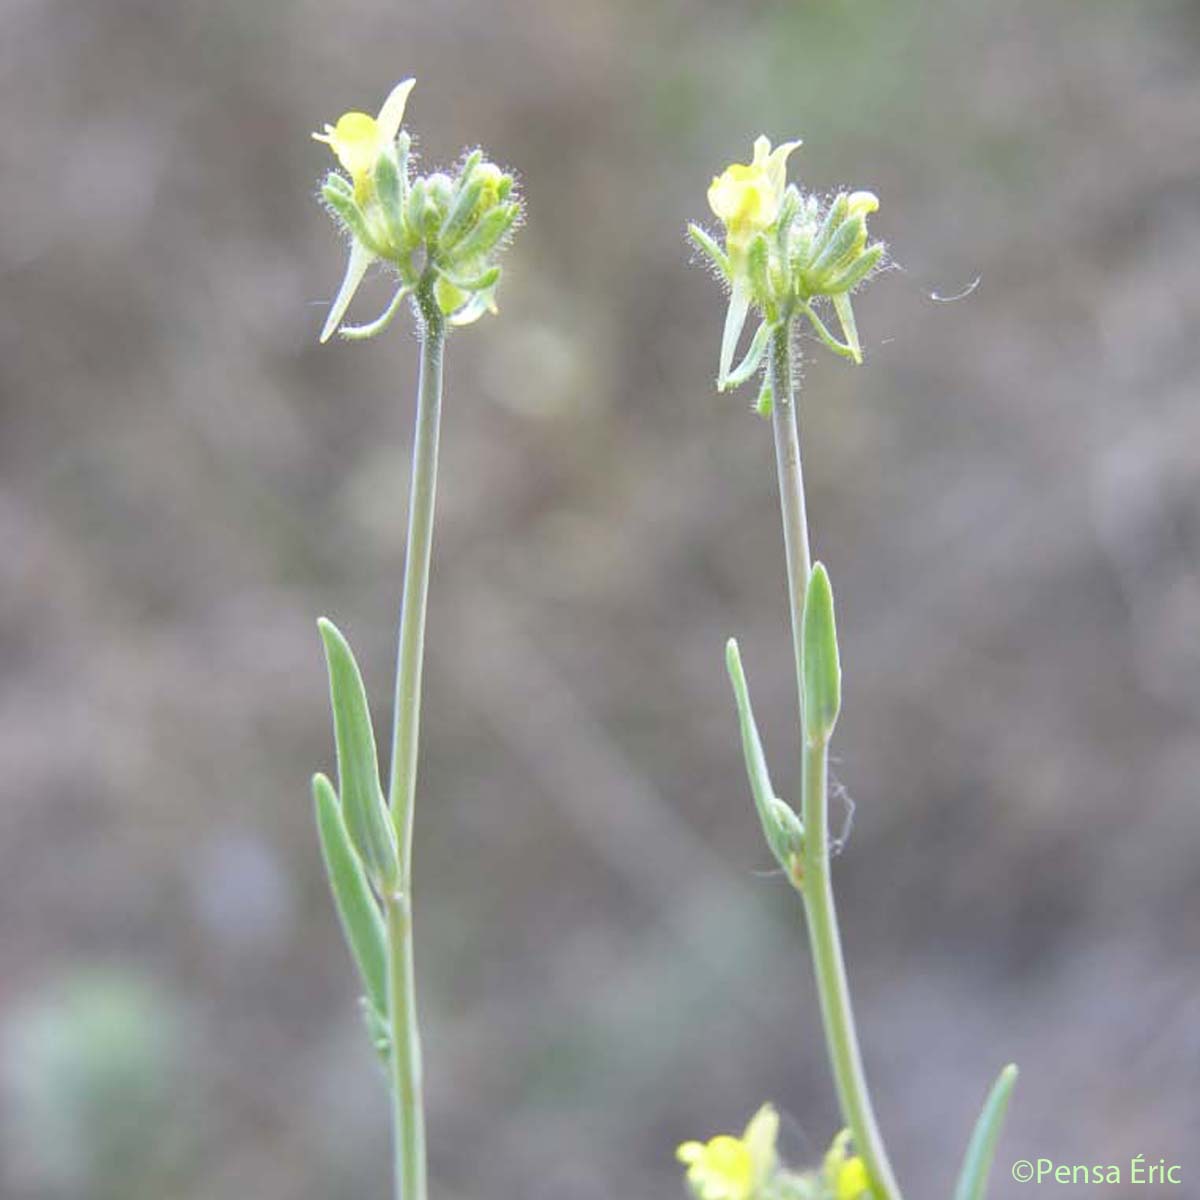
[676,1103,780,1200]
[313,78,415,196]
[823,1130,871,1200]
[707,136,801,248]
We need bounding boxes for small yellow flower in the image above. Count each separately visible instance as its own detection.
[823,1130,871,1200]
[677,1103,780,1200]
[313,78,415,197]
[707,136,801,248]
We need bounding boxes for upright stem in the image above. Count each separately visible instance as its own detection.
[769,327,812,723]
[770,323,903,1200]
[385,281,444,1200]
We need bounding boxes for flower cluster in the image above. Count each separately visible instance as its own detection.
[677,1106,871,1200]
[314,79,520,342]
[689,136,885,394]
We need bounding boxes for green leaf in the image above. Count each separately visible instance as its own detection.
[313,773,388,1015]
[726,638,801,870]
[953,1064,1019,1200]
[801,564,841,744]
[799,302,858,363]
[436,263,501,293]
[318,618,399,889]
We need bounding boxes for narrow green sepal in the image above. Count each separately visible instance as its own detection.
[746,233,771,305]
[373,151,407,251]
[688,223,730,281]
[802,563,841,743]
[437,263,501,293]
[831,293,863,364]
[439,153,486,248]
[810,192,849,263]
[450,202,518,262]
[340,285,412,341]
[726,638,800,871]
[809,216,867,284]
[723,321,771,390]
[404,177,428,244]
[718,283,751,390]
[824,243,884,296]
[322,185,381,257]
[313,773,388,1014]
[320,240,375,344]
[318,618,400,889]
[800,302,858,363]
[953,1064,1019,1200]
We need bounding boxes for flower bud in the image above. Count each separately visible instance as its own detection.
[802,563,842,744]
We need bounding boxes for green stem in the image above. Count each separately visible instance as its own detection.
[385,278,444,1200]
[768,326,812,725]
[387,893,425,1200]
[770,322,903,1200]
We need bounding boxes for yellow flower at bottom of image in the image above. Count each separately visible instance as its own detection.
[677,1103,780,1200]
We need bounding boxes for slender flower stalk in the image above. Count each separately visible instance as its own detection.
[685,136,1016,1200]
[308,80,520,1200]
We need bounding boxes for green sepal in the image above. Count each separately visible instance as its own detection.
[404,177,428,244]
[312,773,388,1014]
[831,293,863,364]
[436,263,501,293]
[808,216,866,285]
[800,302,858,363]
[449,202,518,262]
[824,243,884,296]
[953,1064,1019,1200]
[717,282,751,391]
[321,184,381,257]
[320,240,375,344]
[373,151,408,252]
[746,233,771,306]
[809,192,849,264]
[438,151,486,248]
[318,618,400,890]
[801,564,841,744]
[722,321,771,390]
[340,285,412,341]
[726,638,801,871]
[688,223,731,281]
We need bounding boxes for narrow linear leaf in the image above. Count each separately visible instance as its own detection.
[313,773,388,1015]
[953,1064,1019,1200]
[726,638,797,868]
[318,618,399,888]
[801,563,841,744]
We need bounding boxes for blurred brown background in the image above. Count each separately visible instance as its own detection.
[2,1,1199,1197]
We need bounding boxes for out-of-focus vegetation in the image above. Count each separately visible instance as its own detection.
[1,2,1198,1198]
